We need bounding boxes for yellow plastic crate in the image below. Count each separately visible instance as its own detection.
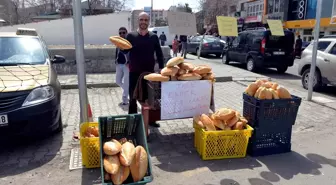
[80,122,100,168]
[193,121,253,160]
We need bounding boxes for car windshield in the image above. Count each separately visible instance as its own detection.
[0,37,47,66]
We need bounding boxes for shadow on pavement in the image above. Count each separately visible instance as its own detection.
[0,132,63,178]
[204,179,241,185]
[306,153,336,168]
[81,168,101,185]
[256,151,322,180]
[259,171,280,182]
[248,178,273,185]
[147,131,262,173]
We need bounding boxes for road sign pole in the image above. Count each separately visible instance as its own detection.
[307,0,322,101]
[72,0,88,123]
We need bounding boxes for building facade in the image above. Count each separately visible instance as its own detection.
[284,0,336,41]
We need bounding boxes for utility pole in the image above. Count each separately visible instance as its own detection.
[72,0,88,123]
[150,0,153,27]
[307,0,322,101]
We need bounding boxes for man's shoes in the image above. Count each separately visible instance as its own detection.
[149,122,160,127]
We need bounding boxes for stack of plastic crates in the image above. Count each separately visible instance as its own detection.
[193,120,253,160]
[243,93,302,156]
[99,114,153,185]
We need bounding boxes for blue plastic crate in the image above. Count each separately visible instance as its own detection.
[99,114,153,185]
[243,93,301,129]
[248,126,292,157]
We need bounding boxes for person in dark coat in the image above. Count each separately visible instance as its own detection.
[295,35,303,59]
[159,32,167,46]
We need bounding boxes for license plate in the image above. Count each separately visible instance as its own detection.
[0,115,8,126]
[273,51,285,55]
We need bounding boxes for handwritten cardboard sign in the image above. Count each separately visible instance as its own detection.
[267,19,285,36]
[167,11,197,35]
[160,80,212,120]
[216,16,238,36]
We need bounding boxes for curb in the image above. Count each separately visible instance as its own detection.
[61,76,234,89]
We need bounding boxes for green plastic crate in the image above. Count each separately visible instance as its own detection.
[99,114,153,185]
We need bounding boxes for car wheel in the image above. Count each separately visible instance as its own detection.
[277,66,288,73]
[246,57,257,72]
[55,112,63,133]
[222,53,230,64]
[301,68,322,91]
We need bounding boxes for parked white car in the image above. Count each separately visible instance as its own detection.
[297,36,336,90]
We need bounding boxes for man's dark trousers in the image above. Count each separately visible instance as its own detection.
[128,72,141,114]
[160,40,165,46]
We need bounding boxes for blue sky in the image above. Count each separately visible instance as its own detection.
[133,0,200,11]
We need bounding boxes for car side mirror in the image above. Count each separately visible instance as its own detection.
[52,55,65,64]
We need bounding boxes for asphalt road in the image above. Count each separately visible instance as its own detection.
[191,53,336,99]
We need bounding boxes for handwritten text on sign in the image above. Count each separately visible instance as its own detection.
[167,11,197,35]
[161,80,212,120]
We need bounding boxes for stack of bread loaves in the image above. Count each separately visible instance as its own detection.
[194,108,248,131]
[109,36,132,50]
[83,126,99,138]
[103,138,148,185]
[245,79,292,99]
[144,57,215,82]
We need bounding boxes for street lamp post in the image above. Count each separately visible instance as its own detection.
[307,0,323,101]
[72,0,88,123]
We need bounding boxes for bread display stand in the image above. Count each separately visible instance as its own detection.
[140,80,215,137]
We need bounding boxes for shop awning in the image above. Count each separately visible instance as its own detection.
[284,18,336,29]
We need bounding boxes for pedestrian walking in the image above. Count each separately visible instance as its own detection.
[125,12,164,127]
[180,34,188,58]
[115,27,129,105]
[295,35,303,59]
[172,35,179,57]
[159,32,167,46]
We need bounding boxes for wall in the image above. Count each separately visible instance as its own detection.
[0,12,131,45]
[49,45,171,74]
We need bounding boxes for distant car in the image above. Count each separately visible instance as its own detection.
[186,35,225,58]
[0,28,65,138]
[222,29,295,73]
[297,37,336,90]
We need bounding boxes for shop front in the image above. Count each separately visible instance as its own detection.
[243,15,263,30]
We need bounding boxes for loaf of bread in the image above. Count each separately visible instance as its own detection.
[258,87,267,100]
[202,73,215,81]
[119,141,136,166]
[200,114,216,131]
[272,83,279,90]
[111,165,130,185]
[277,87,291,99]
[177,73,202,81]
[255,79,264,87]
[239,117,248,126]
[265,88,273,100]
[170,76,178,81]
[193,115,204,128]
[178,62,194,71]
[233,122,244,130]
[103,139,122,155]
[166,57,184,67]
[104,155,120,175]
[213,108,235,121]
[269,88,279,99]
[130,146,148,182]
[245,82,258,96]
[226,111,240,127]
[144,73,169,82]
[160,67,179,76]
[193,65,212,75]
[177,69,187,75]
[210,114,225,130]
[109,36,132,50]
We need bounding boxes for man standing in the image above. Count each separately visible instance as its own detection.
[115,27,129,105]
[125,12,164,127]
[295,35,303,59]
[180,34,188,58]
[159,31,167,46]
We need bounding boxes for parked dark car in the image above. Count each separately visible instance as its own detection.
[222,29,295,73]
[187,35,225,58]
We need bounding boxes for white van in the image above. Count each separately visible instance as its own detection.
[148,26,175,48]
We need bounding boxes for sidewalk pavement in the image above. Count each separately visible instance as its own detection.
[2,81,336,185]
